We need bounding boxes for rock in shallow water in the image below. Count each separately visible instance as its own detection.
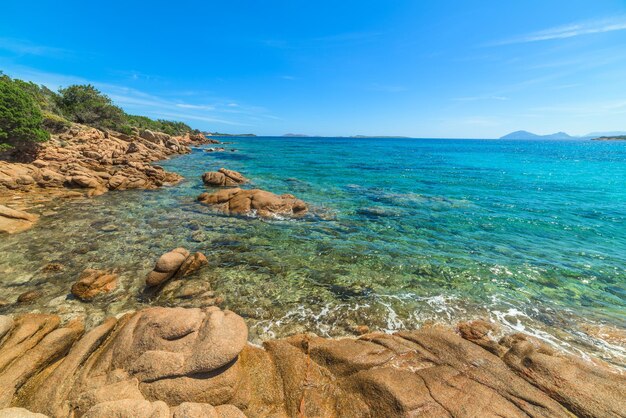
[16,290,42,304]
[70,269,118,301]
[0,205,39,234]
[145,248,208,287]
[146,248,190,286]
[197,188,308,218]
[202,168,248,187]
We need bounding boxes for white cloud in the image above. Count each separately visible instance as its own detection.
[175,103,216,111]
[0,65,274,128]
[488,16,626,46]
[0,38,71,57]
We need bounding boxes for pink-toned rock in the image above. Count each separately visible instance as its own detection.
[82,399,169,418]
[197,188,307,218]
[146,248,190,286]
[0,305,623,417]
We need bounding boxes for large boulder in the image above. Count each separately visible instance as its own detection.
[70,269,118,301]
[202,168,248,187]
[0,205,39,234]
[197,188,308,218]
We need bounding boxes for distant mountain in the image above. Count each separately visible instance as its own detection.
[283,133,310,137]
[499,130,576,140]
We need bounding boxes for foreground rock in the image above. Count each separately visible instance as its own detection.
[145,248,208,287]
[0,307,622,417]
[70,269,118,301]
[198,188,308,218]
[202,168,248,187]
[0,205,39,234]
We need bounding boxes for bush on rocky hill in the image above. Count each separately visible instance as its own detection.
[0,74,50,156]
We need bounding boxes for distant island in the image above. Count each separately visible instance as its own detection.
[205,132,257,137]
[592,135,626,141]
[282,134,411,138]
[500,130,626,140]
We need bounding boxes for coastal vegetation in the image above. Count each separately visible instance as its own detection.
[0,73,196,159]
[0,75,50,154]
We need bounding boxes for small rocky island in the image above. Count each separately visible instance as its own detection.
[592,135,626,141]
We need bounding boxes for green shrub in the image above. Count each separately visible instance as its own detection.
[0,75,50,152]
[126,114,192,136]
[42,111,71,133]
[13,79,62,115]
[57,84,126,130]
[117,124,134,136]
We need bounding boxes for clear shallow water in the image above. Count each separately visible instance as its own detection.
[1,137,625,364]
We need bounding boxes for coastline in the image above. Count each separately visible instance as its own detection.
[0,129,625,416]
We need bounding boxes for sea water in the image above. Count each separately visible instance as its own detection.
[1,137,625,365]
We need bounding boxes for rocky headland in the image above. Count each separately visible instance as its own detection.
[0,123,214,233]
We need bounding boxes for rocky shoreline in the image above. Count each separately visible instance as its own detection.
[0,126,624,416]
[0,304,624,417]
[0,123,215,233]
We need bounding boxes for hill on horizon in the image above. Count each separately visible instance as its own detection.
[498,130,626,140]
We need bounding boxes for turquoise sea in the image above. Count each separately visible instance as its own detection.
[1,137,625,364]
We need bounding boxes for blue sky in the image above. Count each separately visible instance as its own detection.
[1,0,626,138]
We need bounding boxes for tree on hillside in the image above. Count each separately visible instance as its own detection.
[57,84,126,130]
[0,75,50,156]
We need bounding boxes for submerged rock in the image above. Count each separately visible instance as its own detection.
[0,205,39,234]
[197,188,308,218]
[202,168,248,187]
[70,269,118,301]
[16,291,42,304]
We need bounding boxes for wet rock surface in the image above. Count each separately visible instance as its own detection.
[0,308,622,417]
[197,188,308,219]
[70,269,118,301]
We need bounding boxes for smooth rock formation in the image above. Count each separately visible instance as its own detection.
[70,269,118,301]
[0,306,622,417]
[0,205,39,234]
[0,407,48,418]
[197,188,308,218]
[202,168,248,187]
[146,248,190,286]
